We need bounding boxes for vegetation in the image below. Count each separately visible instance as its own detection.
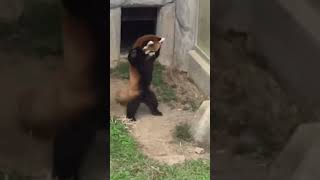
[111,61,177,103]
[174,123,193,142]
[110,117,210,180]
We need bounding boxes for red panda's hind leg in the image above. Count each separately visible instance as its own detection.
[142,89,162,116]
[126,97,141,121]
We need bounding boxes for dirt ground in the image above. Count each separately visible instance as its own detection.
[110,77,210,165]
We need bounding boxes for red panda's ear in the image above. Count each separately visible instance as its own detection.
[159,37,165,44]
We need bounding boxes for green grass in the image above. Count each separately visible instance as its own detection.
[111,62,177,103]
[174,123,193,142]
[110,62,130,79]
[110,117,210,180]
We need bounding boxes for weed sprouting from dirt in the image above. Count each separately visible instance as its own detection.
[174,123,193,142]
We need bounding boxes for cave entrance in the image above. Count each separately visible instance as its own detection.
[120,7,158,54]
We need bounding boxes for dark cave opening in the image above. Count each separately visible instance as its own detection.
[120,7,158,54]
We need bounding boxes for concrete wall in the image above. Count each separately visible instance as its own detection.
[156,2,175,66]
[215,0,320,177]
[213,0,320,116]
[188,0,210,148]
[173,0,198,71]
[110,8,121,68]
[186,0,210,96]
[196,0,210,57]
[253,0,320,116]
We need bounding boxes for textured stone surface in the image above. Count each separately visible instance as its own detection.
[110,0,174,9]
[190,100,210,148]
[254,0,320,116]
[292,140,320,180]
[110,0,126,8]
[0,0,23,22]
[187,50,210,96]
[110,8,121,68]
[109,0,199,72]
[174,0,198,71]
[156,3,175,66]
[268,123,320,180]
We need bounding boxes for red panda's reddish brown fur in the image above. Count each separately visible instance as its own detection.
[115,34,163,106]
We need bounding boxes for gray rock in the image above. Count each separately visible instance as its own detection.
[110,8,121,68]
[156,2,175,66]
[268,123,320,180]
[110,0,126,9]
[190,100,210,148]
[187,50,210,96]
[110,0,174,9]
[174,0,198,71]
[292,140,320,180]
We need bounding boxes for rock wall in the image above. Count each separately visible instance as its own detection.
[191,100,210,148]
[109,0,199,72]
[173,0,198,71]
[156,2,175,66]
[110,0,174,9]
[110,8,121,68]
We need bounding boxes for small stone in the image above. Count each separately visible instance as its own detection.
[195,147,205,154]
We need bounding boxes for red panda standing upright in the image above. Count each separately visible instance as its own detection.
[116,34,165,121]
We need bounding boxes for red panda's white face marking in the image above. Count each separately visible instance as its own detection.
[142,37,165,57]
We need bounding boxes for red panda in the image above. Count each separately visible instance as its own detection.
[115,34,165,121]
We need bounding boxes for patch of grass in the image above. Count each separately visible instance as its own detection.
[110,117,210,180]
[153,63,177,103]
[174,123,193,142]
[111,62,177,103]
[110,62,130,79]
